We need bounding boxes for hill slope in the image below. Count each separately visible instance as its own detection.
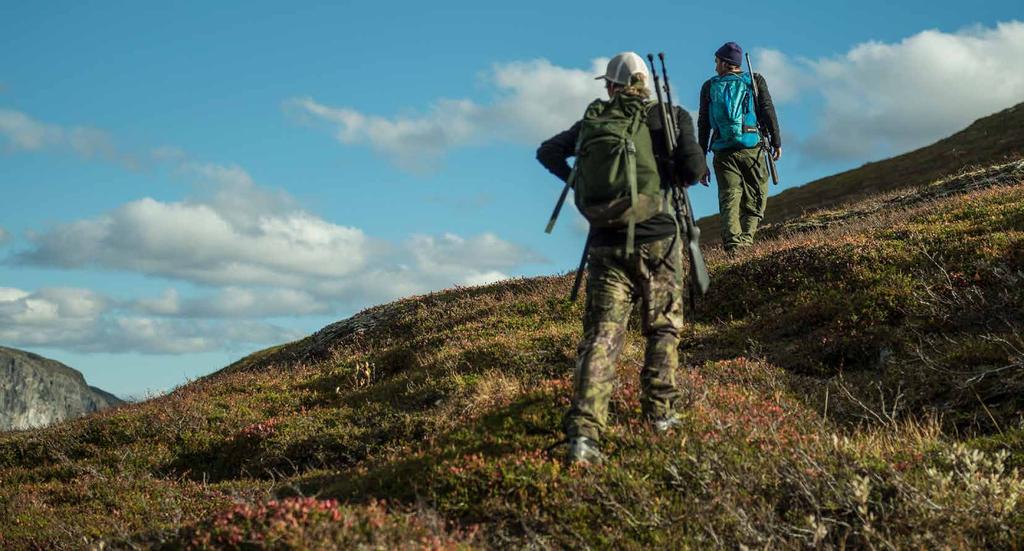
[697,101,1024,245]
[1,162,1023,549]
[0,346,123,431]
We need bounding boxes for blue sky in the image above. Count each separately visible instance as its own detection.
[2,1,1023,398]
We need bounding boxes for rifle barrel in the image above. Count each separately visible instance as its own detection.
[744,52,780,186]
[649,53,710,299]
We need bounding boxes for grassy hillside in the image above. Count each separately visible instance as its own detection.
[1,162,1023,549]
[697,101,1024,245]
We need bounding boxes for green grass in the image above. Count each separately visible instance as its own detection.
[1,167,1023,549]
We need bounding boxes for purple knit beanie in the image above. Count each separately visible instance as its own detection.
[715,42,743,67]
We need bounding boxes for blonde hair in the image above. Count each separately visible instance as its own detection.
[611,71,651,98]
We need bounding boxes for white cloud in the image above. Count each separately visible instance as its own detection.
[462,271,510,287]
[0,288,30,303]
[311,231,538,306]
[0,286,300,354]
[287,58,609,171]
[290,97,484,172]
[135,288,181,316]
[0,287,106,325]
[181,161,299,225]
[755,21,1024,161]
[13,163,540,311]
[134,287,328,318]
[751,49,812,105]
[0,109,137,166]
[18,194,371,287]
[488,58,609,141]
[0,109,62,150]
[405,232,529,278]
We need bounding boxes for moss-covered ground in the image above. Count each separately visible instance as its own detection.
[1,166,1023,549]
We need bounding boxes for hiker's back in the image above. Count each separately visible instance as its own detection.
[708,72,760,151]
[571,94,662,248]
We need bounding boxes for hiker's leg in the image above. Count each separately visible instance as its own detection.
[714,152,744,252]
[564,246,634,443]
[637,236,685,419]
[738,148,770,246]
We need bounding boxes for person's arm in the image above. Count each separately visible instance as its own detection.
[536,121,582,183]
[753,73,781,149]
[672,107,708,184]
[696,80,712,155]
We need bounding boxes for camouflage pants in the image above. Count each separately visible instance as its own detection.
[714,147,769,252]
[564,234,686,442]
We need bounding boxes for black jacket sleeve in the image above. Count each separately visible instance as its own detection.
[536,121,582,183]
[671,108,707,184]
[648,104,708,186]
[697,80,712,154]
[753,73,782,149]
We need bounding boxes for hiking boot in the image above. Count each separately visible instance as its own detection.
[566,436,604,466]
[650,414,682,433]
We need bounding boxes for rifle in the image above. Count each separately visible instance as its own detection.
[569,233,590,302]
[648,52,711,307]
[543,159,589,302]
[744,52,780,186]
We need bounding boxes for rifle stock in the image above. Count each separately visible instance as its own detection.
[674,186,710,296]
[545,181,571,234]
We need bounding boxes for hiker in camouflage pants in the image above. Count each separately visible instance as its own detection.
[537,52,706,463]
[566,235,687,442]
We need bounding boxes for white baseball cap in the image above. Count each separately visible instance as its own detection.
[596,52,650,86]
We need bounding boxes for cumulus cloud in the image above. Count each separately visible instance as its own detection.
[181,161,299,224]
[134,287,328,318]
[290,97,484,172]
[0,109,138,166]
[14,163,540,310]
[0,286,300,354]
[313,231,537,305]
[287,58,608,170]
[17,193,371,287]
[487,58,609,141]
[755,21,1024,161]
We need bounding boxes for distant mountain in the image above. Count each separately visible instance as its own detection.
[0,346,123,431]
[697,101,1024,243]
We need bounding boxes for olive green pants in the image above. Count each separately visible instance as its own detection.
[713,147,769,251]
[564,235,686,442]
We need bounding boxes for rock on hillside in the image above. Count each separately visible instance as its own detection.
[0,346,123,431]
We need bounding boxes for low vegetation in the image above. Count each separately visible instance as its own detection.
[1,161,1022,549]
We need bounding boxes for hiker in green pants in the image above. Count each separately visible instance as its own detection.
[697,42,782,252]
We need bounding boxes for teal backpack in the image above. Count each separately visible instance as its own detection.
[570,94,662,254]
[709,72,761,151]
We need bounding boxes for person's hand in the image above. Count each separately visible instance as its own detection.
[773,146,782,161]
[699,171,711,186]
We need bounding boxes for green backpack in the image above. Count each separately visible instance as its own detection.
[570,94,662,254]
